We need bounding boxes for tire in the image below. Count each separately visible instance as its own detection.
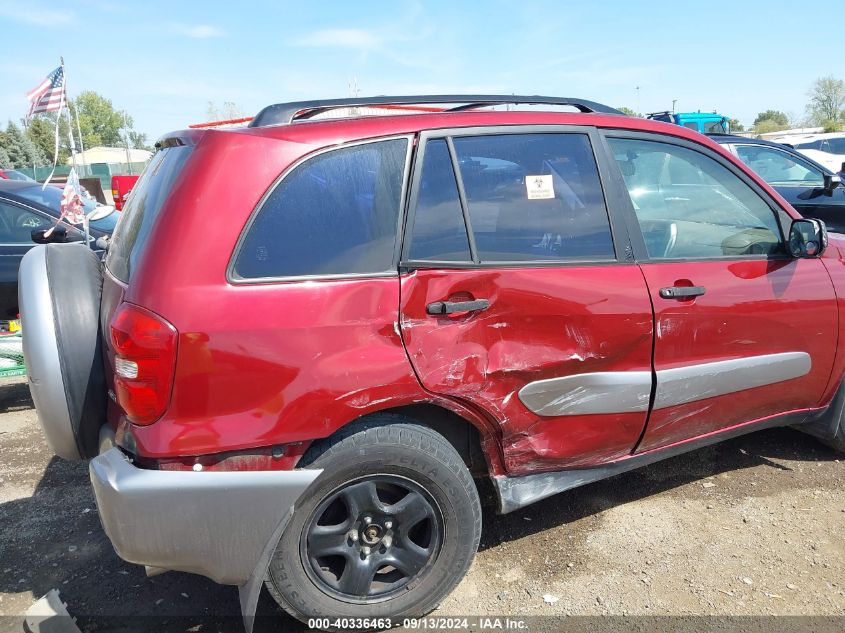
[265,416,482,625]
[822,424,845,453]
[19,243,106,459]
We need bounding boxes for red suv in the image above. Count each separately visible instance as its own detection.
[20,95,845,628]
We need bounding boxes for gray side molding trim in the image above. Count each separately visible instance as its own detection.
[19,246,78,459]
[653,352,811,409]
[518,352,811,417]
[518,371,652,416]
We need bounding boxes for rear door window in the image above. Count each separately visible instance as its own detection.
[407,140,471,262]
[407,133,615,264]
[106,145,193,282]
[443,133,614,262]
[234,138,408,280]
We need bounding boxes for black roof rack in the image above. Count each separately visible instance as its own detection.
[249,95,623,128]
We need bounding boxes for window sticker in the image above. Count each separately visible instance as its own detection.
[525,174,555,200]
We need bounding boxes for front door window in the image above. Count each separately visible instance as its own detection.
[608,138,785,259]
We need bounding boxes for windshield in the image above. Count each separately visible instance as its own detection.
[12,183,119,232]
[704,120,728,134]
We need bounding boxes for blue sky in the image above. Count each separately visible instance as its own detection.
[0,0,841,139]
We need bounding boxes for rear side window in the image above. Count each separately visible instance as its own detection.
[734,145,824,187]
[827,138,845,154]
[106,146,193,282]
[431,133,614,262]
[408,140,471,261]
[234,138,408,280]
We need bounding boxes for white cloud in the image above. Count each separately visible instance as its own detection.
[0,4,76,27]
[293,28,381,51]
[292,28,448,72]
[169,23,226,39]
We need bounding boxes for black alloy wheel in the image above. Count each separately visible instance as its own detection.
[302,475,443,602]
[265,417,482,625]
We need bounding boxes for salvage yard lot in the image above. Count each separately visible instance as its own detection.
[0,378,842,632]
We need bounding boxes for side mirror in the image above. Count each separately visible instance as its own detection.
[87,205,116,222]
[823,173,842,194]
[789,218,827,258]
[31,226,68,244]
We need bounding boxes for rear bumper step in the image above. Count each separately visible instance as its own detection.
[89,447,321,585]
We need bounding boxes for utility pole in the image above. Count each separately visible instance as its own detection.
[123,111,133,175]
[635,86,641,114]
[348,77,360,117]
[672,99,678,113]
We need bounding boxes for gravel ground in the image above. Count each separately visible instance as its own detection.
[0,377,843,632]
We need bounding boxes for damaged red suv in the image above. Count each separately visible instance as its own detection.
[20,95,845,629]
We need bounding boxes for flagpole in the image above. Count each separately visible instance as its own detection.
[60,57,79,173]
[41,60,67,189]
[63,58,87,174]
[74,108,86,173]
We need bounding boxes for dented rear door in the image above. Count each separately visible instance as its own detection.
[399,127,654,475]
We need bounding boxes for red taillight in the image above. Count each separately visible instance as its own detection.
[110,303,177,425]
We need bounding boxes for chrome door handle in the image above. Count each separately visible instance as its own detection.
[426,299,490,315]
[659,286,706,299]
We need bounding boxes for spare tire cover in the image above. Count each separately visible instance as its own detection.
[19,243,106,460]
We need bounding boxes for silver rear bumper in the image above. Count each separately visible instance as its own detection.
[89,447,321,585]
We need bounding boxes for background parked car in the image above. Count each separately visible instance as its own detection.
[0,168,35,181]
[0,180,116,317]
[712,134,845,232]
[111,174,139,210]
[769,132,845,174]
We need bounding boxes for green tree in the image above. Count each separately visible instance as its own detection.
[73,91,132,149]
[128,130,150,150]
[0,145,11,169]
[617,106,641,118]
[753,110,789,128]
[23,92,146,163]
[24,116,63,164]
[755,119,788,134]
[807,76,845,129]
[728,118,744,132]
[2,122,46,168]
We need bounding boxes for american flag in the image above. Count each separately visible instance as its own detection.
[26,66,65,117]
[60,168,85,225]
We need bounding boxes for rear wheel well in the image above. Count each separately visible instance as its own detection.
[304,404,497,504]
[388,404,489,476]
